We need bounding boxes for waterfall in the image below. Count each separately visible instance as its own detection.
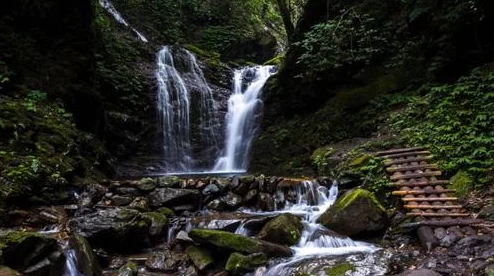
[98,0,148,42]
[156,46,221,172]
[63,249,84,276]
[213,66,275,172]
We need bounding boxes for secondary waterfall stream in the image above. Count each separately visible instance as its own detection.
[98,0,148,42]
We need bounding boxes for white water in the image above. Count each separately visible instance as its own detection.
[63,249,84,276]
[239,180,379,275]
[98,0,148,42]
[213,66,275,171]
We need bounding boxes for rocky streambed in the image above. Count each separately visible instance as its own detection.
[0,175,493,276]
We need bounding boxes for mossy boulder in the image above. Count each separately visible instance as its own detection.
[225,253,267,275]
[325,263,356,276]
[318,188,388,237]
[188,229,292,257]
[142,212,168,238]
[148,188,200,209]
[185,245,214,271]
[0,231,65,275]
[257,213,303,246]
[69,234,102,276]
[449,170,473,199]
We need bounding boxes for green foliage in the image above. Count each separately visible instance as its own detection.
[295,11,390,79]
[389,64,494,185]
[450,170,473,199]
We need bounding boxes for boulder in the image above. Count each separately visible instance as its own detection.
[185,245,214,270]
[318,188,388,237]
[112,195,133,206]
[69,234,102,276]
[222,192,243,209]
[135,178,158,191]
[69,208,151,252]
[142,212,168,238]
[256,193,275,211]
[0,231,65,275]
[148,188,200,209]
[202,184,220,196]
[257,214,303,246]
[225,253,267,275]
[145,250,185,273]
[117,262,138,276]
[188,229,292,257]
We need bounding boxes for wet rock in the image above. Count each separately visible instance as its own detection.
[256,193,275,211]
[136,178,158,191]
[112,195,133,206]
[128,197,150,212]
[145,251,185,272]
[274,190,286,209]
[318,188,388,237]
[157,207,174,216]
[433,227,446,240]
[188,229,292,257]
[0,231,65,275]
[244,189,258,203]
[148,188,200,209]
[258,213,303,246]
[233,182,251,196]
[239,175,256,184]
[172,205,196,213]
[157,176,181,188]
[202,184,220,196]
[185,245,213,270]
[69,234,102,276]
[116,188,140,197]
[457,235,492,247]
[142,212,168,238]
[222,192,243,209]
[176,231,193,243]
[417,226,439,251]
[0,267,21,276]
[117,262,138,276]
[440,232,460,247]
[393,269,442,276]
[225,253,267,275]
[69,208,151,252]
[206,199,225,211]
[478,202,494,221]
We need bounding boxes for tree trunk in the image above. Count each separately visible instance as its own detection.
[276,0,295,41]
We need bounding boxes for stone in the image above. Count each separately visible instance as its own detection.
[417,226,439,251]
[256,193,275,211]
[157,176,181,188]
[206,199,225,211]
[142,212,168,238]
[274,189,286,209]
[239,175,256,184]
[145,251,185,272]
[117,262,138,276]
[183,265,199,276]
[128,197,150,212]
[185,245,213,270]
[188,229,292,258]
[257,213,303,246]
[0,267,22,276]
[116,188,140,197]
[222,192,243,209]
[325,262,356,276]
[156,207,174,216]
[112,195,133,206]
[0,231,65,275]
[244,189,258,203]
[433,227,446,240]
[393,269,442,276]
[176,231,193,243]
[69,234,102,276]
[148,188,200,209]
[202,184,220,196]
[479,202,494,221]
[225,253,267,275]
[317,188,388,237]
[136,178,158,191]
[69,208,151,252]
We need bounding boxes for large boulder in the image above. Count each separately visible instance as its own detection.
[0,231,65,275]
[69,208,152,252]
[185,245,214,271]
[318,189,388,237]
[225,253,267,275]
[69,234,102,276]
[148,188,200,209]
[257,214,303,246]
[188,229,292,257]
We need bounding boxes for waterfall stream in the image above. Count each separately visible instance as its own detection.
[98,0,148,42]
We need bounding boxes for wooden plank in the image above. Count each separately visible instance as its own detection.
[384,156,433,165]
[401,197,458,202]
[380,151,431,159]
[392,189,456,195]
[399,219,484,228]
[390,171,442,181]
[404,205,463,209]
[388,180,449,187]
[375,147,427,156]
[406,213,470,217]
[387,164,439,173]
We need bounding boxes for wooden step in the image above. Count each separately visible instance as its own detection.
[402,197,458,202]
[392,189,456,195]
[406,212,470,217]
[388,180,449,187]
[384,156,433,165]
[375,147,427,156]
[390,171,442,181]
[380,151,431,159]
[387,164,439,173]
[404,205,463,209]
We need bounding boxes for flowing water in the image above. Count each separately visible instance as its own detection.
[213,66,275,172]
[98,0,148,42]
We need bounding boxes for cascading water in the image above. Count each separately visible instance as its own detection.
[98,0,148,42]
[156,46,221,172]
[213,66,275,172]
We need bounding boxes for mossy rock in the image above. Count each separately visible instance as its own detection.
[142,212,168,238]
[69,234,102,276]
[185,245,214,271]
[117,262,138,276]
[318,188,388,237]
[136,178,157,191]
[157,176,181,188]
[225,252,267,275]
[325,263,356,276]
[257,213,303,246]
[188,229,292,257]
[449,170,473,199]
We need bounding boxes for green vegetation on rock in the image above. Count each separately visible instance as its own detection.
[185,245,214,271]
[225,252,267,275]
[257,213,303,246]
[325,263,356,276]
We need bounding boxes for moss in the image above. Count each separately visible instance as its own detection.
[188,229,261,253]
[143,212,167,223]
[350,154,372,166]
[185,245,214,270]
[263,54,285,67]
[225,252,267,274]
[334,188,386,213]
[157,207,174,216]
[450,170,473,199]
[325,263,356,276]
[118,262,138,276]
[257,213,303,246]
